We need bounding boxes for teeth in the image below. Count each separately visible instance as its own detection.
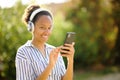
[42,35,48,38]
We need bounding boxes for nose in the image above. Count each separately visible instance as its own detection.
[44,29,51,33]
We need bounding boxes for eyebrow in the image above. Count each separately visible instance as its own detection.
[40,23,53,27]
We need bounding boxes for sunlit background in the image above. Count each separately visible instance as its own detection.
[0,0,68,8]
[0,0,120,80]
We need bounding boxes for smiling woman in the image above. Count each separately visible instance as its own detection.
[15,3,75,80]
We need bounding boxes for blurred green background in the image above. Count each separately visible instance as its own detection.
[0,0,120,80]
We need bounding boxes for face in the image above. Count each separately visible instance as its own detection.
[33,15,53,43]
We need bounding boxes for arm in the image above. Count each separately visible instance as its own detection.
[60,43,75,80]
[36,47,60,80]
[62,58,73,80]
[36,63,54,80]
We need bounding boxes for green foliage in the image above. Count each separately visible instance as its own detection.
[111,0,120,65]
[0,2,31,80]
[66,0,116,67]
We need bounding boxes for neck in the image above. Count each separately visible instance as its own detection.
[32,39,46,57]
[31,38,45,50]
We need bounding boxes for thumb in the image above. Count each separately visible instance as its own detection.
[72,42,75,46]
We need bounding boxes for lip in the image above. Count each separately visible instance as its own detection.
[42,35,48,38]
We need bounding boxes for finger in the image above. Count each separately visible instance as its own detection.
[56,47,62,51]
[72,42,75,46]
[60,49,71,54]
[64,43,73,47]
[61,46,70,51]
[55,48,59,53]
[52,49,59,56]
[51,49,58,54]
[52,49,56,54]
[61,53,69,57]
[57,45,64,48]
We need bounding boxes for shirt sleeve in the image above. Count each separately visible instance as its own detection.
[15,48,35,80]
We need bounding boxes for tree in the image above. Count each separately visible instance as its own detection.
[111,0,120,65]
[0,2,30,80]
[66,0,115,68]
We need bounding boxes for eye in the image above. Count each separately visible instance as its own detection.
[39,26,43,28]
[48,26,52,30]
[39,26,44,29]
[48,27,51,30]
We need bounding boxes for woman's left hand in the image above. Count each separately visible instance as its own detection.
[60,42,75,60]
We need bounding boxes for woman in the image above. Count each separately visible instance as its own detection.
[15,4,75,80]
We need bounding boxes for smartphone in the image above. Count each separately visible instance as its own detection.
[61,32,76,54]
[63,32,76,44]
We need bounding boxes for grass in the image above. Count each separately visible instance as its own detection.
[74,70,98,80]
[73,68,120,80]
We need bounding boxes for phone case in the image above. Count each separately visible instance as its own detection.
[61,32,76,54]
[64,32,76,44]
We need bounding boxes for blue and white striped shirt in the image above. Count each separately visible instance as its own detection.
[15,40,66,80]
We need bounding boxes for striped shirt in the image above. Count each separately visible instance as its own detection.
[15,40,66,80]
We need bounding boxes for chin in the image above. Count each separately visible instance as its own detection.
[37,37,49,43]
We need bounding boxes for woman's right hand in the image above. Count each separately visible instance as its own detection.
[49,47,61,67]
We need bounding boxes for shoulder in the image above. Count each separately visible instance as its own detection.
[17,43,27,52]
[17,40,32,52]
[16,42,29,60]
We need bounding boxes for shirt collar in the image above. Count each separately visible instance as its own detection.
[24,40,55,49]
[24,40,33,47]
